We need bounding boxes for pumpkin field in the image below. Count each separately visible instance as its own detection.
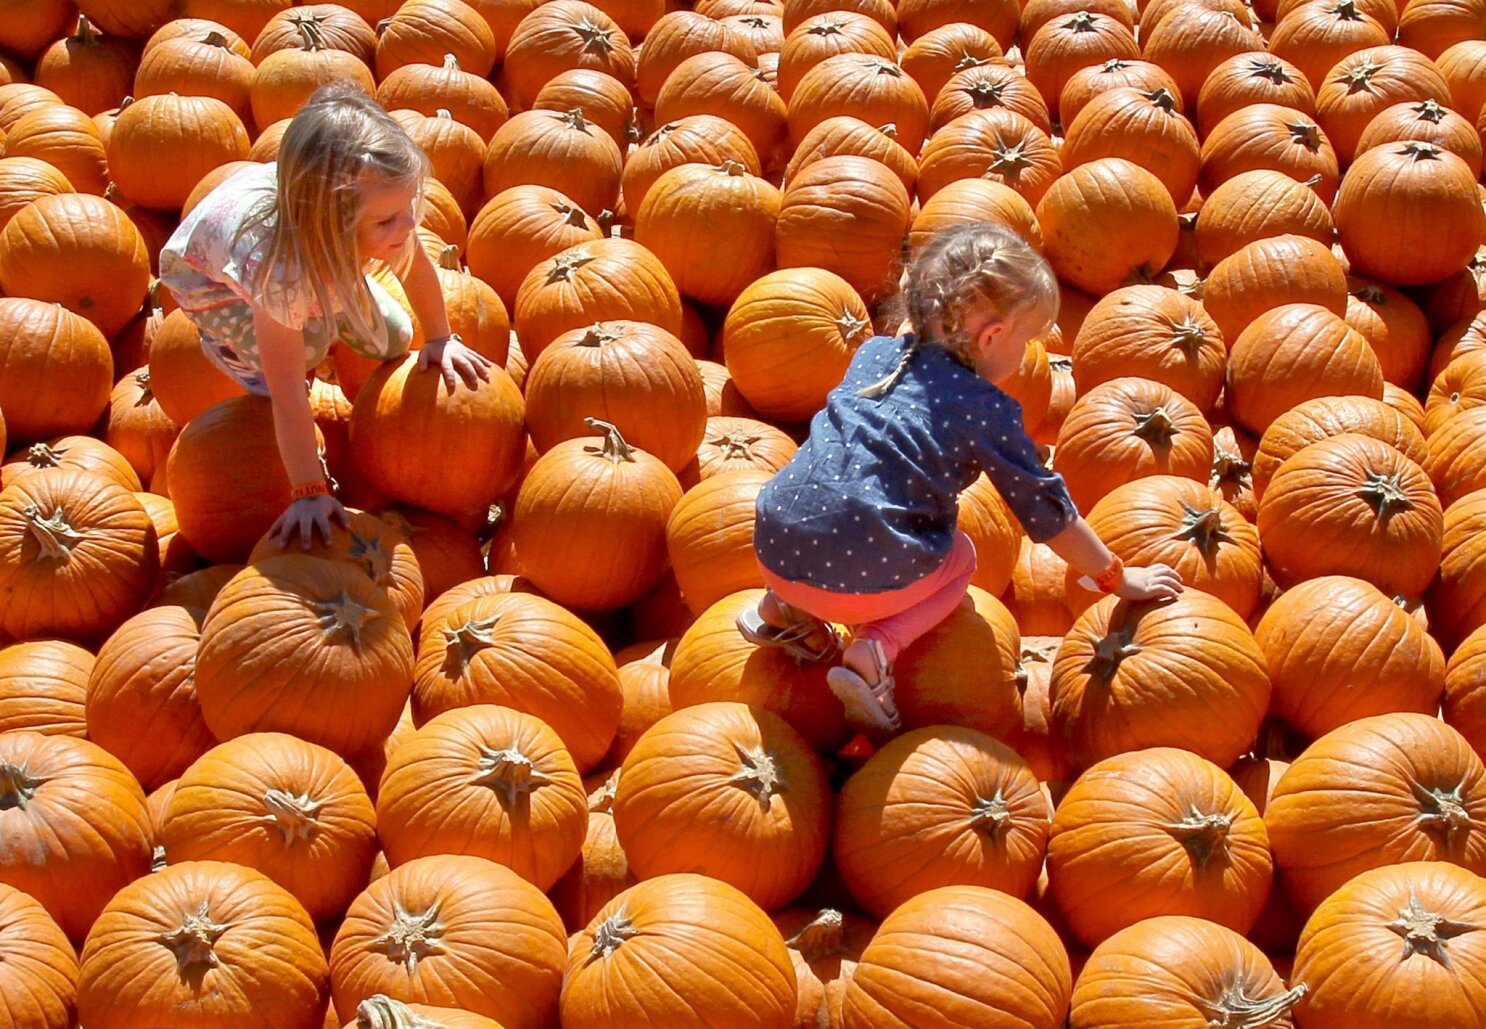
[2,0,1486,1024]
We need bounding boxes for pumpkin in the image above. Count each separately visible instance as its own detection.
[550,771,637,931]
[956,472,1022,596]
[787,54,929,156]
[1425,406,1486,507]
[622,115,761,216]
[1062,87,1200,205]
[1427,350,1486,435]
[161,733,377,922]
[0,298,110,444]
[614,702,828,912]
[0,1,77,59]
[665,469,768,614]
[1268,714,1486,912]
[249,21,376,127]
[148,309,248,425]
[105,371,179,488]
[908,178,1039,254]
[0,639,89,737]
[842,884,1071,1028]
[135,32,255,128]
[684,416,797,486]
[653,52,789,171]
[377,54,507,143]
[919,109,1062,207]
[636,12,756,105]
[1143,5,1268,112]
[1196,52,1316,137]
[1445,624,1486,758]
[901,22,1004,102]
[1270,1,1393,92]
[0,192,148,339]
[768,908,871,1029]
[345,996,503,1028]
[77,860,328,1029]
[1059,58,1177,126]
[698,359,763,419]
[105,93,249,212]
[777,12,891,102]
[1336,142,1484,287]
[1258,434,1443,597]
[1051,591,1269,768]
[375,0,497,79]
[388,109,484,218]
[1292,861,1486,1029]
[1053,377,1214,511]
[502,0,634,110]
[1193,170,1333,271]
[1004,538,1075,635]
[31,15,134,116]
[1070,915,1304,1028]
[561,873,796,1028]
[2,105,109,196]
[1358,98,1483,178]
[929,63,1053,135]
[412,590,621,773]
[1198,103,1339,203]
[376,704,586,890]
[833,725,1049,919]
[1345,277,1433,390]
[194,556,414,760]
[1,436,138,492]
[1202,235,1348,346]
[1034,158,1179,295]
[1251,394,1428,499]
[1314,45,1455,164]
[0,880,77,1029]
[1440,37,1486,122]
[0,731,151,941]
[465,186,601,313]
[482,108,621,220]
[666,589,850,753]
[1071,285,1225,412]
[0,156,73,234]
[721,266,870,422]
[722,11,787,53]
[531,68,634,153]
[1225,303,1385,436]
[1023,11,1138,119]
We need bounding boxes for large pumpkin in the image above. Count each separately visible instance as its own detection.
[1314,45,1454,164]
[1072,285,1225,413]
[194,556,414,760]
[376,704,587,890]
[614,702,830,912]
[666,468,768,613]
[1202,235,1349,346]
[833,725,1050,919]
[104,92,249,212]
[1061,86,1200,205]
[652,52,787,172]
[501,0,634,110]
[1,436,138,493]
[0,298,110,445]
[1193,168,1333,269]
[76,860,329,1029]
[561,873,797,1029]
[787,53,930,155]
[621,114,761,216]
[1198,103,1339,203]
[0,880,77,1029]
[1266,714,1486,912]
[919,108,1062,207]
[1251,394,1429,499]
[638,10,758,104]
[928,64,1053,135]
[1035,157,1179,295]
[0,638,89,737]
[482,107,622,219]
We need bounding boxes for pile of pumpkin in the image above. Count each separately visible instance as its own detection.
[2,0,1486,1024]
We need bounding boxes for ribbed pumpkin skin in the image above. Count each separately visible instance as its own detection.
[1428,407,1486,509]
[0,467,157,644]
[1251,395,1428,499]
[1427,350,1486,434]
[1051,592,1270,769]
[1194,170,1333,270]
[787,53,929,155]
[615,703,829,911]
[561,873,797,1029]
[374,0,497,79]
[1445,625,1486,758]
[194,556,415,761]
[622,115,761,216]
[1047,748,1272,948]
[1315,45,1454,164]
[909,178,1041,255]
[78,860,328,1028]
[1266,715,1486,913]
[0,297,110,444]
[1035,158,1178,295]
[1269,1,1392,92]
[1345,278,1433,391]
[340,997,504,1028]
[1198,103,1339,203]
[1072,285,1226,413]
[524,320,706,473]
[777,12,894,101]
[378,54,508,142]
[653,52,788,170]
[3,105,109,195]
[2,435,139,493]
[1070,915,1301,1029]
[466,185,601,310]
[412,591,622,773]
[502,0,634,111]
[1356,98,1483,176]
[774,155,911,303]
[920,107,1062,209]
[376,705,587,890]
[160,733,377,923]
[1024,11,1139,117]
[1203,235,1349,346]
[86,606,213,790]
[0,880,77,1029]
[1225,303,1385,437]
[1052,377,1214,512]
[1292,861,1486,1029]
[1060,59,1180,128]
[1256,577,1446,740]
[1142,6,1267,112]
[1062,87,1200,205]
[666,468,768,614]
[482,108,622,219]
[134,34,255,127]
[550,773,637,931]
[1197,53,1316,136]
[637,11,758,104]
[842,885,1072,1028]
[1258,434,1443,598]
[1439,37,1486,122]
[332,855,566,1026]
[667,589,851,754]
[929,64,1054,136]
[0,156,73,234]
[0,732,151,942]
[833,726,1050,919]
[689,416,797,484]
[249,41,378,129]
[1082,477,1262,620]
[0,638,90,737]
[105,93,250,212]
[253,5,377,63]
[788,118,918,200]
[955,473,1021,597]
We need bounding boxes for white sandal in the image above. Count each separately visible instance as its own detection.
[828,638,902,735]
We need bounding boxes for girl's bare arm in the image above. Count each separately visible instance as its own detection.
[254,304,323,486]
[396,242,451,339]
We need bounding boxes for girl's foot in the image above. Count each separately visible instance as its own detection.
[735,594,842,663]
[828,638,901,736]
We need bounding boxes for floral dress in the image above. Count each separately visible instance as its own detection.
[158,161,414,394]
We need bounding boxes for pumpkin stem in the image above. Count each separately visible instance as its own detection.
[471,745,555,805]
[1173,502,1236,559]
[441,615,498,676]
[372,901,445,974]
[574,16,616,55]
[1063,10,1099,31]
[717,159,747,177]
[1356,471,1415,525]
[578,323,622,347]
[1285,120,1323,151]
[438,244,462,271]
[712,430,762,460]
[22,442,62,470]
[1352,283,1386,304]
[1144,87,1178,112]
[24,505,85,563]
[989,140,1033,177]
[835,308,870,343]
[441,52,460,71]
[1401,140,1444,162]
[356,995,444,1029]
[868,59,904,78]
[1099,57,1130,72]
[589,771,619,815]
[969,790,1012,835]
[1341,59,1380,94]
[434,108,452,120]
[952,52,991,72]
[588,911,640,962]
[551,200,590,229]
[1247,57,1294,85]
[583,418,636,464]
[1169,316,1209,353]
[312,591,381,648]
[0,762,41,810]
[262,788,324,842]
[1414,782,1474,842]
[1162,807,1232,866]
[1414,98,1447,123]
[807,18,844,35]
[731,742,783,810]
[964,78,1009,109]
[72,13,99,42]
[1210,439,1253,493]
[1330,0,1363,20]
[559,107,591,133]
[1083,622,1141,680]
[1202,981,1309,1028]
[544,247,595,284]
[132,369,155,405]
[159,901,228,984]
[1386,891,1481,966]
[1131,406,1175,447]
[785,909,845,962]
[201,30,231,48]
[296,14,327,50]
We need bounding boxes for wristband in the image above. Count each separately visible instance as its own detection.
[427,331,463,349]
[290,480,330,501]
[1078,553,1124,594]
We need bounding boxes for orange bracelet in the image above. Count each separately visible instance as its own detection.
[1089,553,1124,593]
[290,480,330,501]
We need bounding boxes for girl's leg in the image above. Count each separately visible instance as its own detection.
[845,531,979,672]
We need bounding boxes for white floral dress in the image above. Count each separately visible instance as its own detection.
[158,161,413,394]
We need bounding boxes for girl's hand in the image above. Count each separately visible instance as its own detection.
[419,334,492,392]
[268,495,350,550]
[1114,563,1185,602]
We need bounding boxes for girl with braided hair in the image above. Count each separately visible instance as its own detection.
[738,223,1183,737]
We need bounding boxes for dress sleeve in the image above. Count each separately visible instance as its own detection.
[960,390,1080,543]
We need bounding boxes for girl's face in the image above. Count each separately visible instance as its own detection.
[355,175,420,264]
[963,300,1056,386]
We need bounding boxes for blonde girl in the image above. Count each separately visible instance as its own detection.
[740,223,1183,736]
[158,82,491,548]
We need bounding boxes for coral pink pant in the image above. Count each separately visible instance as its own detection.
[758,531,978,663]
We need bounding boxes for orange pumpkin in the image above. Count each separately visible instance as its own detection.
[1439,36,1486,122]
[549,771,637,931]
[684,416,797,486]
[1004,538,1075,636]
[772,907,873,1029]
[1445,624,1486,757]
[1062,87,1200,205]
[2,104,109,196]
[1202,234,1348,346]
[919,109,1061,206]
[908,178,1040,254]
[1345,277,1433,390]
[1251,394,1428,499]
[0,880,77,1029]
[1142,4,1267,112]
[637,11,757,105]
[1315,44,1455,164]
[466,185,601,312]
[1,435,138,492]
[135,31,255,128]
[665,468,768,614]
[1196,52,1316,136]
[1193,169,1333,270]
[105,92,250,212]
[1072,285,1225,412]
[955,473,1021,596]
[929,63,1053,135]
[1023,10,1139,118]
[654,51,786,170]
[375,0,497,79]
[0,298,110,444]
[1035,158,1179,295]
[622,115,761,216]
[104,371,179,489]
[378,53,507,142]
[501,0,634,110]
[253,5,377,63]
[1429,488,1486,645]
[0,638,89,737]
[482,108,622,220]
[900,21,1003,102]
[1198,103,1339,203]
[249,21,377,127]
[1060,58,1180,127]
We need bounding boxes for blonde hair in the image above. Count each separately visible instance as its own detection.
[860,223,1058,398]
[244,82,431,344]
